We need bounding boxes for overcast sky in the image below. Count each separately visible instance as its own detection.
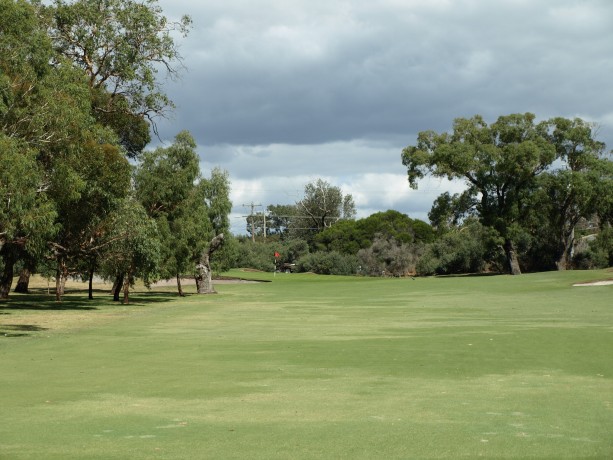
[153,0,613,235]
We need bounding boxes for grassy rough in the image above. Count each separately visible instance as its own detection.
[1,270,612,459]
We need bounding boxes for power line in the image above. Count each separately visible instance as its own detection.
[241,202,262,242]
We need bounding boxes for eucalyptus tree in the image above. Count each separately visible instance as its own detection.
[0,136,56,299]
[135,133,232,295]
[48,0,192,151]
[135,131,201,294]
[402,113,557,275]
[98,198,161,304]
[315,210,434,255]
[194,168,232,294]
[0,0,98,297]
[52,139,131,300]
[536,117,611,270]
[290,179,356,247]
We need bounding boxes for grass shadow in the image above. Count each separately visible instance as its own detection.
[436,272,504,278]
[0,323,48,338]
[1,294,100,311]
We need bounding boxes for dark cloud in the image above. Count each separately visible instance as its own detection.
[154,0,613,234]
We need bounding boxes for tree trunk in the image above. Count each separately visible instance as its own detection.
[112,274,124,301]
[195,261,214,294]
[555,228,574,271]
[196,233,224,294]
[122,269,132,304]
[88,268,95,300]
[55,260,68,302]
[503,239,522,275]
[194,273,203,293]
[14,268,31,294]
[176,273,185,297]
[0,251,16,300]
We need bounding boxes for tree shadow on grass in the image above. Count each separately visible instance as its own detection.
[436,272,504,278]
[1,289,180,311]
[0,324,48,338]
[1,293,100,311]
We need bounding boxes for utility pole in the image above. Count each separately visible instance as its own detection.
[263,211,266,240]
[242,202,262,242]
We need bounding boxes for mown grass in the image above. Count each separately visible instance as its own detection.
[1,269,612,459]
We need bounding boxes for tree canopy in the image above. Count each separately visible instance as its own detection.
[402,113,611,274]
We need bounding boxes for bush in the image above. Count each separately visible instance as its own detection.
[357,236,423,276]
[573,226,613,269]
[296,251,359,275]
[233,238,310,272]
[416,221,496,275]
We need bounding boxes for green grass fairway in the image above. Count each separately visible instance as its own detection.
[1,270,612,459]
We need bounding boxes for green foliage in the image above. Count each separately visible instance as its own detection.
[573,226,613,269]
[416,220,502,275]
[291,178,356,246]
[233,238,310,272]
[0,135,57,254]
[296,251,359,275]
[134,132,232,282]
[357,236,424,276]
[135,131,200,218]
[402,113,612,274]
[99,197,161,286]
[316,210,434,255]
[234,240,278,272]
[265,204,297,239]
[49,0,192,122]
[201,167,232,237]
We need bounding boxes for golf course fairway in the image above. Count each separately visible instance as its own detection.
[1,269,612,459]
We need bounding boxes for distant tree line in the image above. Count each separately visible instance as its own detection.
[233,114,612,277]
[0,0,231,301]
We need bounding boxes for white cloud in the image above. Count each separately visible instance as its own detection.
[153,0,613,234]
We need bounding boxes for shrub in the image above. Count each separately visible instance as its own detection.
[357,236,423,276]
[416,221,497,275]
[296,251,359,275]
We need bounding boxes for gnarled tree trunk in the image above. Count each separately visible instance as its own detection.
[111,274,124,302]
[555,228,574,271]
[503,239,522,275]
[0,250,16,300]
[14,268,31,294]
[195,234,224,294]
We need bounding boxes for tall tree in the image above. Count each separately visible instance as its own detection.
[135,131,202,295]
[538,117,610,270]
[0,136,56,299]
[402,113,557,274]
[1,0,98,298]
[195,168,232,294]
[134,134,232,295]
[291,179,356,246]
[98,198,161,304]
[48,0,192,149]
[51,140,131,300]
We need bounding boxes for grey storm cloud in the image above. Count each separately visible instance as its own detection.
[153,0,613,233]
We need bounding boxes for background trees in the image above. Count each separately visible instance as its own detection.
[252,179,356,246]
[2,0,611,292]
[0,0,233,299]
[135,132,232,295]
[401,113,612,275]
